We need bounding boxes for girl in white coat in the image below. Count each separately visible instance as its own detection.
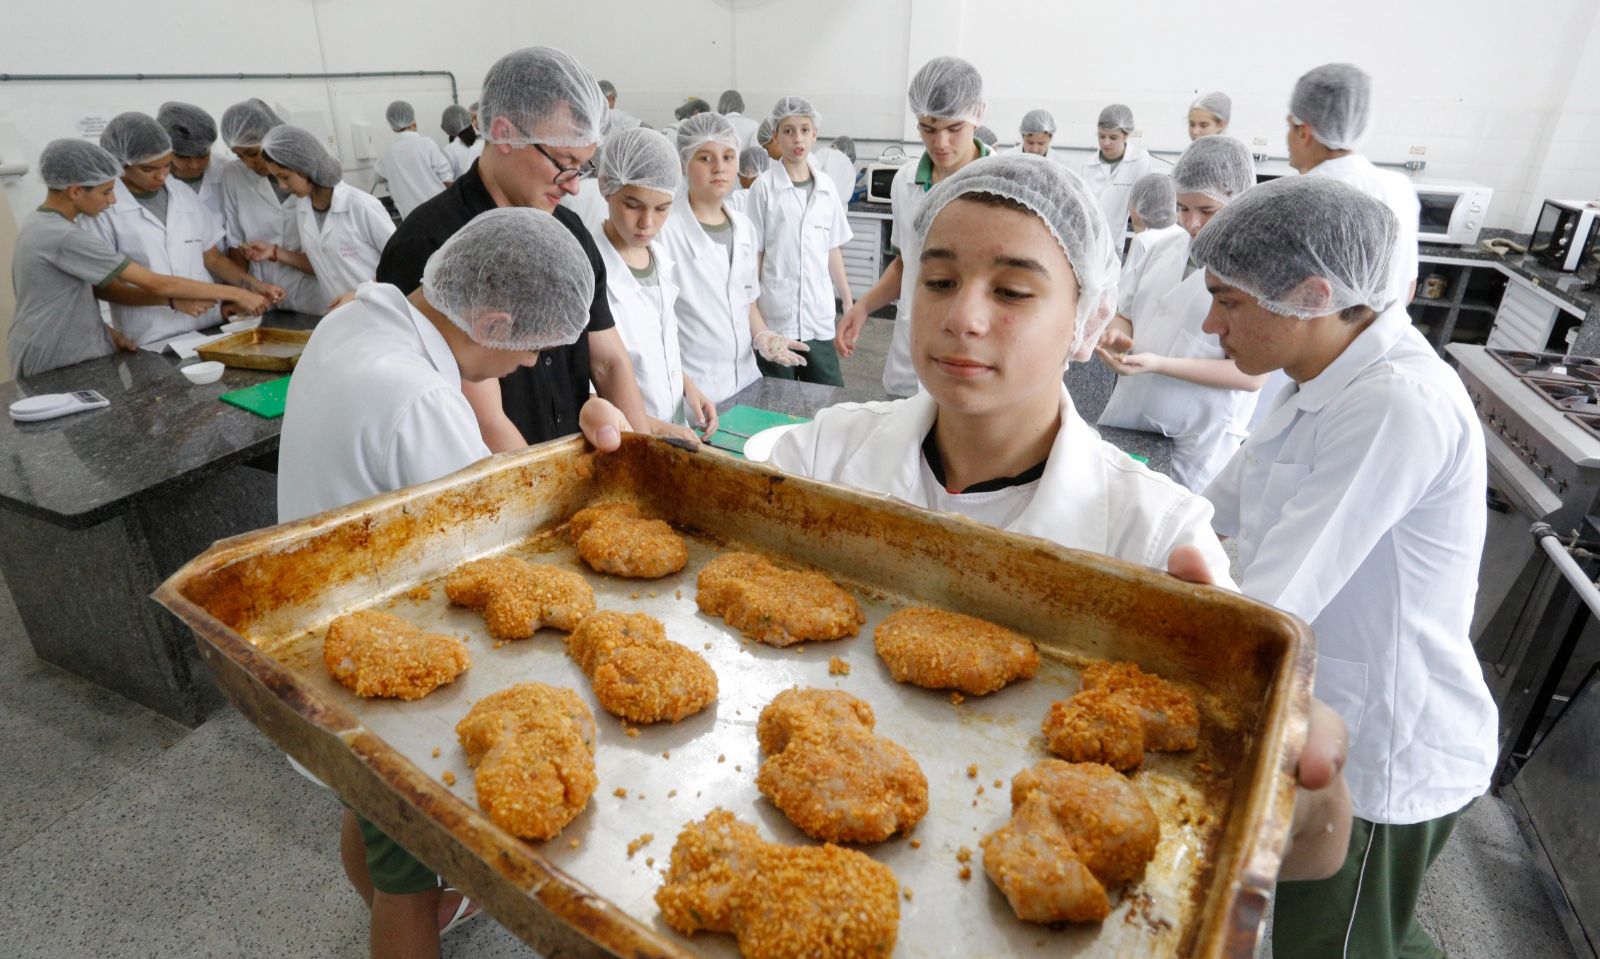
[1078,104,1155,248]
[440,104,484,180]
[1097,136,1268,493]
[658,113,809,406]
[1113,173,1189,330]
[592,126,719,443]
[247,125,396,310]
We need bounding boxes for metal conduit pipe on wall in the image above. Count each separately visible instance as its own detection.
[0,71,460,105]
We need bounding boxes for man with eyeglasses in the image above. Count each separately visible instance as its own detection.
[377,46,650,451]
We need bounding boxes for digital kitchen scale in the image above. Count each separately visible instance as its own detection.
[8,390,110,422]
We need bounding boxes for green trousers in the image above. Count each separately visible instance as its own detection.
[756,337,844,387]
[1273,808,1463,959]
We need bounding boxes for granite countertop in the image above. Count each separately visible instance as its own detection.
[847,199,893,216]
[0,310,321,529]
[1420,229,1598,315]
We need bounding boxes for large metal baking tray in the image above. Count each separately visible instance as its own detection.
[155,434,1314,959]
[195,326,312,371]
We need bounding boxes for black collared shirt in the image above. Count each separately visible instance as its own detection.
[921,428,1049,494]
[375,161,614,445]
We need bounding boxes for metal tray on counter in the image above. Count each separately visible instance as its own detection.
[195,327,312,371]
[154,434,1313,959]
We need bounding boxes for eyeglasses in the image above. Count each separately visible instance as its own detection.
[533,143,581,186]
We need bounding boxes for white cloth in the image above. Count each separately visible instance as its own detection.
[604,108,644,137]
[1078,143,1155,252]
[594,230,686,424]
[1305,154,1420,309]
[443,138,484,180]
[292,182,396,306]
[84,177,223,346]
[1204,305,1495,824]
[813,146,858,208]
[723,187,751,215]
[218,160,326,314]
[1117,224,1189,323]
[1098,270,1259,493]
[374,131,454,219]
[184,156,228,228]
[561,177,608,233]
[278,282,489,524]
[724,111,760,153]
[745,156,852,342]
[657,197,762,405]
[768,385,1235,587]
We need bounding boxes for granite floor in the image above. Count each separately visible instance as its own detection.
[0,317,1581,959]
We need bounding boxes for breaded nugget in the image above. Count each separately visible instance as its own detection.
[873,607,1039,695]
[565,611,717,723]
[1042,660,1199,770]
[1082,660,1199,752]
[696,552,865,647]
[322,610,470,700]
[570,502,688,579]
[656,809,900,959]
[755,688,927,843]
[980,760,1159,924]
[445,556,595,639]
[455,683,597,841]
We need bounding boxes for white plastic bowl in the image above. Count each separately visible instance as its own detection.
[181,361,225,385]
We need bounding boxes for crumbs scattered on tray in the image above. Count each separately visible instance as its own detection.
[405,584,433,602]
[975,785,985,795]
[627,833,653,858]
[828,657,850,676]
[718,754,726,763]
[966,764,978,779]
[956,846,972,864]
[675,589,682,600]
[614,787,628,799]
[630,592,641,600]
[431,746,441,758]
[668,789,677,798]
[441,771,456,786]
[993,778,1003,789]
[950,692,965,706]
[909,838,922,849]
[902,887,914,902]
[569,837,581,849]
[625,727,640,738]
[959,866,972,881]
[662,751,671,759]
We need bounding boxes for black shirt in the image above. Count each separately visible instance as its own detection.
[375,161,615,445]
[921,427,1048,494]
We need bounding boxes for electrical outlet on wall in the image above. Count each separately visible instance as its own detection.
[1252,137,1267,147]
[1409,145,1427,155]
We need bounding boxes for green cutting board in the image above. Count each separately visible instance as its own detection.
[708,405,810,458]
[219,376,291,419]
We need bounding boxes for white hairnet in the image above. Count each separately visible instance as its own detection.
[421,207,595,351]
[220,99,283,149]
[767,96,819,128]
[1190,91,1232,122]
[598,81,617,99]
[1190,176,1398,318]
[441,105,472,137]
[831,135,856,163]
[1130,173,1177,230]
[1020,109,1056,136]
[39,138,124,190]
[261,125,343,188]
[738,146,769,178]
[1097,104,1135,133]
[676,112,738,166]
[1171,135,1255,204]
[756,117,775,145]
[975,125,998,147]
[481,47,609,149]
[913,153,1120,363]
[156,102,217,158]
[718,90,745,114]
[1289,63,1372,151]
[596,126,681,198]
[100,112,173,167]
[907,56,984,124]
[469,100,480,113]
[385,101,416,131]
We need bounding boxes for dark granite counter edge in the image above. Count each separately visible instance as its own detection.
[1419,229,1598,315]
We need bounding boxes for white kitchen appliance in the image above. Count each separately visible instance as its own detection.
[1413,178,1493,247]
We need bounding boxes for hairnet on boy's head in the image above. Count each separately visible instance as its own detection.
[975,126,998,146]
[100,112,173,167]
[767,96,819,128]
[718,90,745,114]
[1171,135,1255,204]
[1097,104,1135,133]
[596,127,682,198]
[907,56,985,124]
[831,135,856,163]
[385,101,416,131]
[39,139,125,190]
[676,112,739,166]
[674,97,712,122]
[756,117,775,145]
[598,80,617,98]
[1129,173,1177,230]
[221,99,283,148]
[441,105,472,137]
[1290,63,1372,151]
[1190,91,1232,122]
[480,47,609,149]
[913,153,1121,363]
[1020,109,1056,136]
[156,102,217,158]
[1191,176,1398,318]
[262,125,343,188]
[422,207,595,351]
[738,146,769,178]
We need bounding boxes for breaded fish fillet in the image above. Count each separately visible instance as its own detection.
[570,502,688,579]
[323,610,469,700]
[873,607,1039,695]
[566,611,717,723]
[455,683,597,841]
[696,552,864,647]
[445,556,595,640]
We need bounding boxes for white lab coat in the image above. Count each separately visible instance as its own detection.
[85,177,223,346]
[1098,269,1260,493]
[1204,305,1496,824]
[1079,143,1155,251]
[745,157,852,342]
[812,146,858,208]
[561,177,608,234]
[218,160,326,315]
[604,108,644,137]
[723,112,759,153]
[374,131,454,219]
[1117,224,1189,324]
[179,156,228,228]
[1305,154,1420,309]
[767,385,1235,587]
[657,196,762,405]
[443,138,484,180]
[292,182,396,307]
[723,187,751,215]
[595,229,686,424]
[278,281,489,524]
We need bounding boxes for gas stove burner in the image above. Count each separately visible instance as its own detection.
[1567,411,1600,443]
[1526,378,1600,413]
[1489,348,1600,384]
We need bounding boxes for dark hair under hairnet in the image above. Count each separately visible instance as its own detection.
[156,102,217,158]
[718,90,745,114]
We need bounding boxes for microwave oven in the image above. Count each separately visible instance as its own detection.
[865,161,908,204]
[1413,179,1492,247]
[1529,199,1600,272]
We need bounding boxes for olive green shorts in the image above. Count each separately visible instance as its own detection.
[356,813,438,896]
